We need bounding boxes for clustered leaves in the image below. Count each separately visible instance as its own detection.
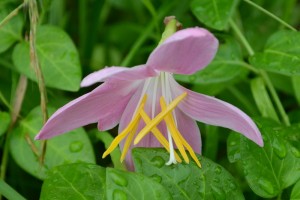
[0,0,300,199]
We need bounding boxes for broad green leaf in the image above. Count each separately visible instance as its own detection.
[106,168,172,200]
[0,7,23,53]
[175,36,247,84]
[292,76,300,105]
[250,31,300,76]
[40,163,106,200]
[291,179,300,200]
[250,77,279,122]
[12,25,81,91]
[0,111,10,136]
[9,106,95,180]
[228,118,300,198]
[132,148,244,200]
[190,0,238,30]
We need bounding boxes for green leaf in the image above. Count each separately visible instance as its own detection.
[12,25,81,91]
[132,148,244,200]
[175,36,247,84]
[291,179,300,199]
[106,168,172,200]
[250,77,279,122]
[190,0,238,30]
[9,106,95,180]
[41,163,171,200]
[229,118,300,198]
[40,163,106,200]
[227,133,242,163]
[0,7,23,53]
[250,30,300,76]
[292,76,300,105]
[0,111,10,136]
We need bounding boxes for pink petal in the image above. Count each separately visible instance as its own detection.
[170,78,264,147]
[35,80,140,140]
[146,27,218,74]
[175,109,202,154]
[81,65,158,87]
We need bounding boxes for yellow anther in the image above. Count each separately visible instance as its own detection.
[120,121,139,162]
[139,109,182,163]
[134,92,187,145]
[160,98,189,164]
[161,98,201,168]
[102,95,147,159]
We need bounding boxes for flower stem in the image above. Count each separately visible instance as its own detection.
[229,19,291,126]
[0,179,26,200]
[0,2,24,29]
[121,2,175,66]
[243,0,297,31]
[28,0,49,164]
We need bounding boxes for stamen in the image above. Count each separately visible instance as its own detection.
[161,97,202,168]
[134,92,187,144]
[102,95,147,158]
[139,109,182,162]
[120,121,139,162]
[160,98,189,163]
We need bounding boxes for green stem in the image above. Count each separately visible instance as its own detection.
[158,18,177,45]
[0,3,24,29]
[229,19,291,126]
[121,2,174,66]
[0,179,26,200]
[243,0,297,31]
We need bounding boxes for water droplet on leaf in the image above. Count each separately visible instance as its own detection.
[214,166,222,174]
[69,141,83,152]
[150,175,162,183]
[258,179,274,195]
[113,189,127,200]
[213,177,220,183]
[291,147,300,158]
[110,172,128,187]
[272,137,287,159]
[151,156,165,168]
[211,186,225,200]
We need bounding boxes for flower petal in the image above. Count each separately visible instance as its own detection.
[81,65,158,87]
[170,78,263,146]
[146,27,218,74]
[175,109,202,154]
[36,80,140,140]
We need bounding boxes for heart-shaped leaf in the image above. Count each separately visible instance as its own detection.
[250,30,300,76]
[190,0,238,30]
[0,7,23,53]
[227,118,300,198]
[40,163,106,200]
[9,106,95,180]
[132,148,244,200]
[12,25,81,91]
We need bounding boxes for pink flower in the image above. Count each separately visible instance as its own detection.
[36,27,263,169]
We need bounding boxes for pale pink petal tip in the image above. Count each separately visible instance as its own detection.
[147,27,219,74]
[170,78,264,147]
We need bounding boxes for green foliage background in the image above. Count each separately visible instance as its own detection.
[0,0,300,199]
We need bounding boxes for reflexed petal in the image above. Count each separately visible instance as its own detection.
[81,65,158,87]
[175,109,202,154]
[146,27,218,74]
[170,78,264,146]
[36,80,140,140]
